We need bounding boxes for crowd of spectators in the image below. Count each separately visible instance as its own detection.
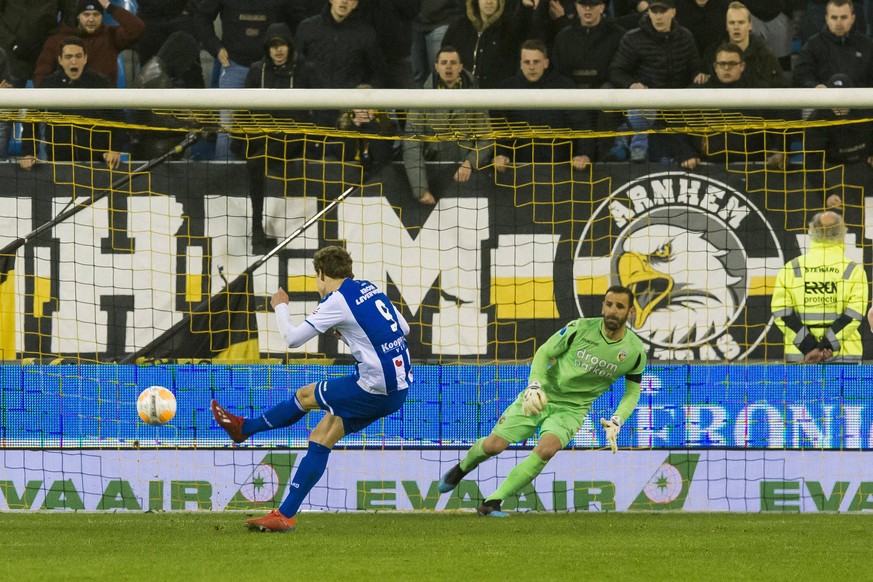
[1,0,872,239]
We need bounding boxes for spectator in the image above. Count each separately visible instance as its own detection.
[675,0,731,55]
[33,0,144,88]
[659,43,786,168]
[806,74,873,167]
[357,0,420,89]
[194,0,305,80]
[20,37,124,170]
[135,1,200,77]
[552,0,625,89]
[743,1,793,70]
[302,0,324,17]
[295,0,388,88]
[493,39,594,171]
[334,92,398,174]
[613,0,651,28]
[531,0,578,46]
[794,0,873,88]
[128,30,204,160]
[240,22,317,254]
[194,0,305,159]
[610,0,703,162]
[551,0,626,160]
[772,210,868,363]
[0,0,76,87]
[441,0,537,89]
[701,1,786,87]
[800,0,869,41]
[411,0,465,85]
[403,46,493,205]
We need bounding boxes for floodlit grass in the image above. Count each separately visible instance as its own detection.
[1,512,868,580]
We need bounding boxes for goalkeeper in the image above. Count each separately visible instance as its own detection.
[438,285,646,517]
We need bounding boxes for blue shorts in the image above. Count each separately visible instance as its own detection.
[314,375,408,435]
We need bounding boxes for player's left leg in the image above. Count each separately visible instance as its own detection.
[246,414,344,533]
[248,376,407,531]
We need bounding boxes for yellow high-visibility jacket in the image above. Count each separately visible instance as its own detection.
[771,240,868,362]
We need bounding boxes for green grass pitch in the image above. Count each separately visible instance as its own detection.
[1,512,868,580]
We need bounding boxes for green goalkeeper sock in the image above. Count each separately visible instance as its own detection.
[486,451,548,502]
[459,438,492,473]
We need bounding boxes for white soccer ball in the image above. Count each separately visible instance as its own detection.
[137,386,177,425]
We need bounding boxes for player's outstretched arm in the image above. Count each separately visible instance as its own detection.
[272,288,320,348]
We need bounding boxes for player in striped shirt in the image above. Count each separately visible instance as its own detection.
[438,285,647,517]
[212,245,412,531]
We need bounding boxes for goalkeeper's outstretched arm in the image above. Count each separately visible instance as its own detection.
[600,377,642,453]
[612,377,642,424]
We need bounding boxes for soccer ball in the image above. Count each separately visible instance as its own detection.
[137,386,177,425]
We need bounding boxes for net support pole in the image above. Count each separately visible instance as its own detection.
[245,184,358,275]
[0,133,198,257]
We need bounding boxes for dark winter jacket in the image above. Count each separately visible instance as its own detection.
[793,27,873,88]
[675,0,731,55]
[357,0,420,60]
[806,108,873,167]
[493,69,595,163]
[138,0,196,19]
[0,0,75,83]
[531,0,576,46]
[441,0,535,89]
[660,74,784,165]
[22,67,123,161]
[610,14,702,89]
[244,23,315,119]
[414,0,465,32]
[128,30,203,159]
[743,0,787,22]
[295,4,388,88]
[194,0,305,67]
[551,17,625,89]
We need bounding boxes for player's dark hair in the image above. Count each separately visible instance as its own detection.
[313,246,354,280]
[435,45,462,64]
[521,39,549,58]
[60,36,86,55]
[605,284,634,306]
[714,42,744,62]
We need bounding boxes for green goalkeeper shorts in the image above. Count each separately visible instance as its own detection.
[490,394,589,448]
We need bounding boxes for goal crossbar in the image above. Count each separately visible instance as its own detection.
[0,87,869,110]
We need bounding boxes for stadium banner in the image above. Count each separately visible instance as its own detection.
[2,449,872,513]
[1,364,871,450]
[0,161,870,361]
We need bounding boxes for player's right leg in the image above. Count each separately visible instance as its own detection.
[441,395,538,498]
[438,434,509,493]
[212,383,318,444]
[247,415,344,533]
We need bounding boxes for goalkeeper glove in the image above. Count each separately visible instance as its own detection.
[600,415,622,454]
[521,381,548,416]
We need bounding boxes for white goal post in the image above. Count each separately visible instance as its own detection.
[0,87,869,110]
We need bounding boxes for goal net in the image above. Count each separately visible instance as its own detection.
[0,88,871,513]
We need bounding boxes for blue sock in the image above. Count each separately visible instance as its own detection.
[242,395,306,436]
[279,441,331,518]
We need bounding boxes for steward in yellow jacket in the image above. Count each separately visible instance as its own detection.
[771,211,868,363]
